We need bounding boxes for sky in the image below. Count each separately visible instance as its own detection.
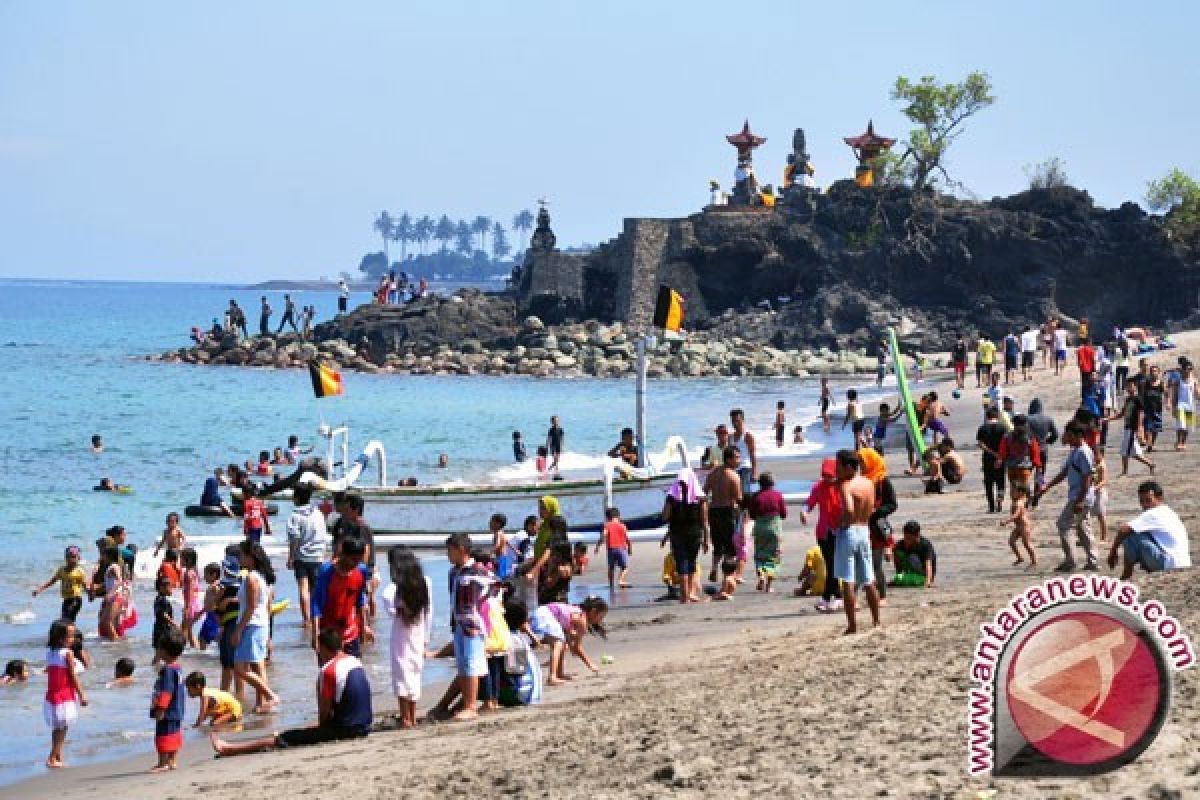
[1,1,1197,282]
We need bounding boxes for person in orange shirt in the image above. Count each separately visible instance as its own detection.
[594,507,631,590]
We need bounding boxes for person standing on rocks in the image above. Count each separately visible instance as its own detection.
[833,449,882,634]
[276,294,299,334]
[338,278,350,315]
[729,409,757,493]
[259,296,272,337]
[228,300,248,340]
[703,446,743,584]
[545,416,565,471]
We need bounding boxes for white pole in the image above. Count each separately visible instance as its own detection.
[635,334,655,468]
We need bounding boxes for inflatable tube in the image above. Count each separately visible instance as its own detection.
[184,503,279,518]
[270,598,290,617]
[888,327,927,460]
[94,486,133,494]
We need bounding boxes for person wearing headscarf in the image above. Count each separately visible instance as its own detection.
[859,448,897,602]
[533,496,562,561]
[803,458,843,612]
[660,468,709,604]
[521,497,571,607]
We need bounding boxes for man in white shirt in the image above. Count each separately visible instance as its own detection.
[1108,481,1191,578]
[287,484,330,627]
[1053,327,1070,377]
[1020,326,1040,381]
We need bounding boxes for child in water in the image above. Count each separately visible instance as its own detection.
[44,619,87,768]
[774,401,786,448]
[151,577,176,666]
[107,658,136,688]
[33,546,87,623]
[154,512,187,558]
[198,563,223,650]
[528,597,608,686]
[180,548,202,649]
[383,547,432,729]
[185,671,243,727]
[842,389,866,449]
[2,659,30,684]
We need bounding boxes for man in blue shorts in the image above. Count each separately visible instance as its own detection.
[833,449,882,634]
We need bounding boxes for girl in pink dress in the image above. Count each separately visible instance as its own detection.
[180,548,203,649]
[44,619,87,768]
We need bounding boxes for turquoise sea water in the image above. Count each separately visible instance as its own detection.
[0,279,852,784]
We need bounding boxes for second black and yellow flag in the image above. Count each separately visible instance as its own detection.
[652,285,685,332]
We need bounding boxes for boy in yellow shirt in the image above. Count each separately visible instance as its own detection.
[33,546,87,622]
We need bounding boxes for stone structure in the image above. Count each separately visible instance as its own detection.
[726,120,766,206]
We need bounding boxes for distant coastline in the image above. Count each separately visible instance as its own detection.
[246,279,367,291]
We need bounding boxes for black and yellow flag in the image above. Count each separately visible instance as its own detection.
[308,360,344,398]
[652,286,685,332]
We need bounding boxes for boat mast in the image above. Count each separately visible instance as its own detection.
[635,333,656,468]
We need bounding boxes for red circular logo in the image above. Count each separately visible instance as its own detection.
[1006,611,1163,766]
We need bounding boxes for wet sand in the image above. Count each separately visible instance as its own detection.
[15,334,1200,799]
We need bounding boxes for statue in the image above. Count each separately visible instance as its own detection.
[784,127,816,190]
[529,200,557,251]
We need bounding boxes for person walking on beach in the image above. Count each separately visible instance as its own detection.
[803,458,843,613]
[276,294,299,333]
[231,541,280,713]
[976,407,1008,513]
[1021,324,1040,381]
[545,416,565,471]
[1170,359,1196,450]
[661,468,709,604]
[287,485,328,628]
[730,409,757,492]
[833,450,881,634]
[1106,380,1156,476]
[704,446,743,584]
[259,296,272,337]
[975,334,996,388]
[1036,422,1099,572]
[951,335,968,390]
[1002,329,1020,385]
[1053,325,1069,376]
[820,377,833,433]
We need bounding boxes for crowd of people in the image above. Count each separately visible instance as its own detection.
[14,316,1196,777]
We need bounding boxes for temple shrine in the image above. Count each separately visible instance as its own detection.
[843,120,895,188]
[725,120,767,207]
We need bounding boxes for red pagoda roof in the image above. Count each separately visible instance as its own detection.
[843,120,895,149]
[726,120,766,149]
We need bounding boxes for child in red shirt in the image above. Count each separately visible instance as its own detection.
[594,507,632,590]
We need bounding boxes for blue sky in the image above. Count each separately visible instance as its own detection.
[0,1,1196,282]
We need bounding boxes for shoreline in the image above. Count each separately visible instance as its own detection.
[13,333,1200,798]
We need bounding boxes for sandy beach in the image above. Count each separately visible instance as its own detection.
[13,334,1200,800]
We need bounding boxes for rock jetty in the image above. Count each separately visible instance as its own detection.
[149,293,896,379]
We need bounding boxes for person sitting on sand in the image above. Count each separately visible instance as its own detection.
[891,520,937,588]
[210,627,371,757]
[1107,480,1191,578]
[792,544,826,598]
[923,439,965,493]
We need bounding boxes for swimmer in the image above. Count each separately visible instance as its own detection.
[436,453,449,469]
[1,659,30,684]
[793,425,806,444]
[94,477,127,492]
[106,657,136,688]
[90,435,103,454]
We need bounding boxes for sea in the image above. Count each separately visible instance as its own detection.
[0,278,875,784]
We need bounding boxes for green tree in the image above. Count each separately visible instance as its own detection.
[435,215,455,253]
[890,71,995,191]
[414,215,434,255]
[1146,168,1200,245]
[491,222,511,261]
[471,215,491,252]
[1024,157,1069,190]
[454,220,474,256]
[392,212,413,260]
[512,209,534,244]
[373,211,394,261]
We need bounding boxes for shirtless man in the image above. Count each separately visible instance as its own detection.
[922,391,951,445]
[729,409,758,493]
[834,449,882,634]
[703,446,744,583]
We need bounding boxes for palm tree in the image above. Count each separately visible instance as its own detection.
[373,211,394,261]
[511,209,534,245]
[435,215,455,253]
[415,215,435,255]
[471,215,491,252]
[392,212,413,261]
[455,220,473,256]
[491,222,511,261]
